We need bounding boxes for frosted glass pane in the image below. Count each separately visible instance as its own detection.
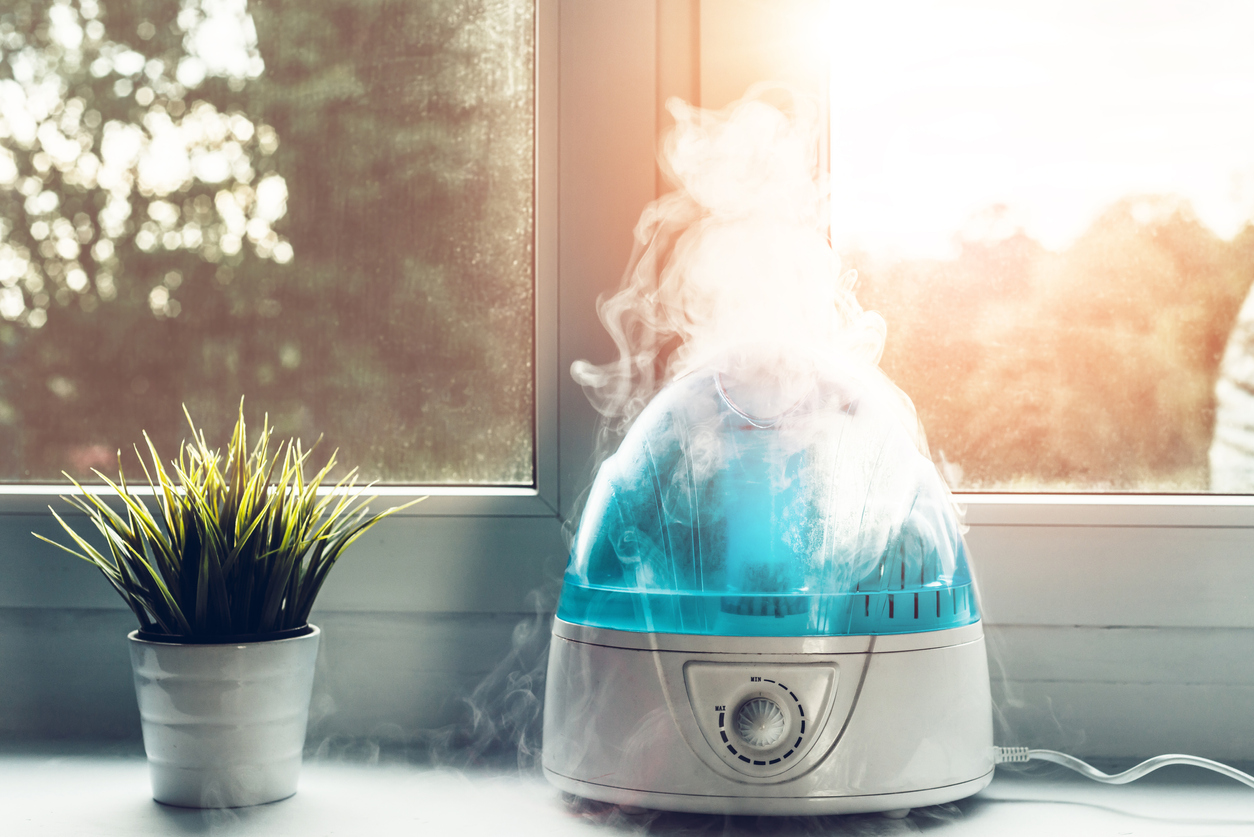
[0,0,534,484]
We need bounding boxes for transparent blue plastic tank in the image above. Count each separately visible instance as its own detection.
[558,367,978,637]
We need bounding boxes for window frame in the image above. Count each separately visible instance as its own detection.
[5,0,566,618]
[2,0,1252,759]
[7,0,1254,627]
[0,0,560,521]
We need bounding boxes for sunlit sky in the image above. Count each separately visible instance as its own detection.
[827,0,1254,258]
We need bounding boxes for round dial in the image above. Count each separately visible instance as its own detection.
[734,697,787,749]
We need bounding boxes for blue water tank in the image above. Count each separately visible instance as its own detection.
[558,367,978,636]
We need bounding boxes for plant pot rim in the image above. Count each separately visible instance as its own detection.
[127,624,319,647]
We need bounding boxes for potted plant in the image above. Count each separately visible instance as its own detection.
[35,403,421,808]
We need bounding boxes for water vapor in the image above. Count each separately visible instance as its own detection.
[424,592,553,772]
[340,88,984,829]
[562,87,969,634]
[571,85,922,463]
[304,590,556,774]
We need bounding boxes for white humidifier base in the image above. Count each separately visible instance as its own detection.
[542,619,993,816]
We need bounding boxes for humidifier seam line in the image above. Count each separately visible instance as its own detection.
[557,636,871,654]
[551,618,984,649]
[681,429,704,595]
[545,767,996,802]
[859,635,984,655]
[804,634,877,772]
[555,633,981,654]
[642,441,676,594]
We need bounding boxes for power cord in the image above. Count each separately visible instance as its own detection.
[994,746,1254,789]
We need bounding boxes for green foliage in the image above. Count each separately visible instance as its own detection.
[855,198,1254,490]
[0,0,535,485]
[34,403,423,638]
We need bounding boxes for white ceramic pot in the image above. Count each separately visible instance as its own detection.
[128,625,320,808]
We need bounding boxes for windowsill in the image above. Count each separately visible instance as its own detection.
[0,483,560,517]
[10,486,1254,522]
[2,743,1251,836]
[958,493,1254,527]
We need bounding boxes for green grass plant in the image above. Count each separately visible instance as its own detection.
[35,403,423,639]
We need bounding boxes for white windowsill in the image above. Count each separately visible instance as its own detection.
[0,483,560,517]
[1,745,1250,836]
[958,493,1254,527]
[10,487,1254,524]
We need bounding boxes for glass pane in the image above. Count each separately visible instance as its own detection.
[830,2,1254,492]
[0,0,534,484]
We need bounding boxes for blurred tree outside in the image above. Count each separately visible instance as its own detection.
[854,198,1254,491]
[0,0,534,483]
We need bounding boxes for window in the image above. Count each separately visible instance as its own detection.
[0,0,535,485]
[1,0,1251,754]
[4,0,562,624]
[652,0,1254,760]
[828,2,1254,493]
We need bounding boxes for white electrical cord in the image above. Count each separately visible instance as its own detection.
[994,746,1254,789]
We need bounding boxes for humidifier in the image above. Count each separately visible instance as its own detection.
[543,364,993,816]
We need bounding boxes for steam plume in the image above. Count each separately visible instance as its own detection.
[561,85,972,639]
[571,85,924,461]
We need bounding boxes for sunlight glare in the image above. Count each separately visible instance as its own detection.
[827,0,1254,258]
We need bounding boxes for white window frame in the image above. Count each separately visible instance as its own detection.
[8,1,564,616]
[8,4,1254,753]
